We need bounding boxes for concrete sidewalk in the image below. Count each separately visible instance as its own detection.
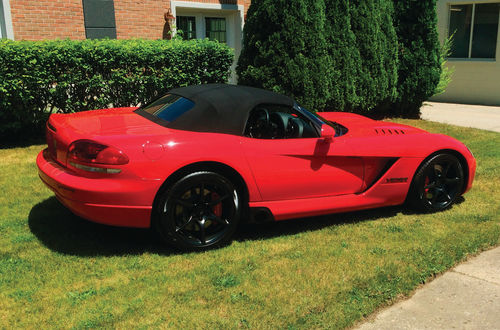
[420,102,500,133]
[356,246,500,330]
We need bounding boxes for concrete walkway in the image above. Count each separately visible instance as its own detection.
[420,102,500,133]
[356,247,500,329]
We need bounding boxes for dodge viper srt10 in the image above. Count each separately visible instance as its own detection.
[37,84,476,250]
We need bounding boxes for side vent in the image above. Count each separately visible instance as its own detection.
[47,121,57,132]
[375,128,405,135]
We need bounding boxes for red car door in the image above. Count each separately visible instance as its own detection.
[241,136,364,201]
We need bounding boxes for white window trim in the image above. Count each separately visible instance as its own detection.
[171,1,245,83]
[0,0,14,39]
[447,2,500,61]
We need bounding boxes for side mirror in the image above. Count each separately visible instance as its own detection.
[320,124,335,141]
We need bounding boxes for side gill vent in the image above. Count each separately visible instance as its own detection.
[375,128,405,135]
[47,121,57,132]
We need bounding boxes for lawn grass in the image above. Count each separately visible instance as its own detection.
[1,120,499,328]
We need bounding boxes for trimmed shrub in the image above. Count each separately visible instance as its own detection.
[0,39,233,139]
[349,0,398,113]
[323,0,361,112]
[392,0,441,117]
[324,0,398,113]
[236,0,331,111]
[239,0,439,118]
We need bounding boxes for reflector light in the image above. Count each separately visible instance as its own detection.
[69,161,122,174]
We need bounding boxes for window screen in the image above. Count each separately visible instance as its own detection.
[82,0,117,39]
[205,17,226,43]
[177,16,196,40]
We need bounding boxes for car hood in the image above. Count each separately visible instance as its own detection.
[320,112,427,137]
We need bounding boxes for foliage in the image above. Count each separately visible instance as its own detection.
[236,0,331,111]
[345,0,398,113]
[391,0,442,117]
[238,0,440,117]
[1,122,499,328]
[322,0,361,111]
[0,39,233,139]
[434,34,455,96]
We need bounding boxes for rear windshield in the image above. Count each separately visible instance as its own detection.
[140,94,195,122]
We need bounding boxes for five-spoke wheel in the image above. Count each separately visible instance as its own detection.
[155,171,241,251]
[408,153,464,212]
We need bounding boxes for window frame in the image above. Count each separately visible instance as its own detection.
[447,2,500,60]
[0,0,14,39]
[205,17,227,43]
[82,0,117,39]
[176,15,197,40]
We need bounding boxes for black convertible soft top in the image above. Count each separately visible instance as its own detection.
[149,84,294,135]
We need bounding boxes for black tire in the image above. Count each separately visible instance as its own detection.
[155,171,241,251]
[408,153,465,212]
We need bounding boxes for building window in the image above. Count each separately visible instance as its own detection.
[176,16,196,40]
[205,17,226,43]
[449,3,500,59]
[82,0,117,39]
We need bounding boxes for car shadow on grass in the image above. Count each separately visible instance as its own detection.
[28,197,175,257]
[235,206,403,242]
[29,195,465,256]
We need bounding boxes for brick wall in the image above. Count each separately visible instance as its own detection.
[9,0,251,41]
[114,0,170,39]
[10,0,86,40]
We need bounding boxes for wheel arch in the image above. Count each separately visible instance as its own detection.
[152,161,250,219]
[408,148,470,198]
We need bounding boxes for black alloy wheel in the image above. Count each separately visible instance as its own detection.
[409,153,465,212]
[156,171,241,251]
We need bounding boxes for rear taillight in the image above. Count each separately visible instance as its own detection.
[67,140,128,173]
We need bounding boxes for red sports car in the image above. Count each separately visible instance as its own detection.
[37,84,476,250]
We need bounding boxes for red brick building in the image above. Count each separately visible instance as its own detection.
[1,1,250,49]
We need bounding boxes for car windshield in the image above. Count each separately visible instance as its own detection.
[296,104,324,127]
[139,94,195,122]
[296,104,348,137]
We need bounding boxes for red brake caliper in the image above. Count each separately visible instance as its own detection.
[211,192,222,217]
[424,176,432,199]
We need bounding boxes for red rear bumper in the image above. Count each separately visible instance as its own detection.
[37,149,153,228]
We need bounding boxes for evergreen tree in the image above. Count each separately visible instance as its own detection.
[323,0,362,111]
[237,0,331,111]
[348,0,398,113]
[392,0,441,117]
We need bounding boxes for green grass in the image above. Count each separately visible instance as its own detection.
[1,120,499,328]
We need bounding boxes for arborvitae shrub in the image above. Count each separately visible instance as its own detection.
[392,0,441,117]
[239,0,440,118]
[326,0,398,113]
[323,0,362,111]
[236,0,331,111]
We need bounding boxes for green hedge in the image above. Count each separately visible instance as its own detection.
[0,39,233,139]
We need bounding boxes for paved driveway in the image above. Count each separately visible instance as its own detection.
[420,102,500,133]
